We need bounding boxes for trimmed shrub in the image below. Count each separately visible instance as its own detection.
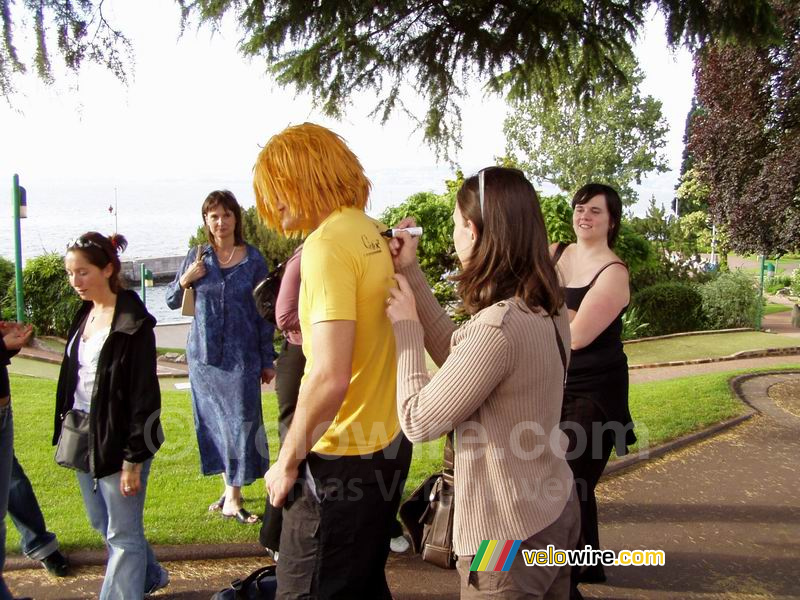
[792,268,800,296]
[632,282,705,336]
[699,270,762,330]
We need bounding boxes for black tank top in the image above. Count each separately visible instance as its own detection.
[554,242,628,372]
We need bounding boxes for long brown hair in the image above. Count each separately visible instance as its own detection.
[453,167,563,315]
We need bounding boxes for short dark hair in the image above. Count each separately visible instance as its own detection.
[202,190,244,246]
[453,167,564,315]
[571,183,622,248]
[67,232,128,293]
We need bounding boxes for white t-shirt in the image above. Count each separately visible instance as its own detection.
[68,326,110,414]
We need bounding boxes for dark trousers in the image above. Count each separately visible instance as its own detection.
[560,393,615,599]
[260,341,306,551]
[276,434,412,600]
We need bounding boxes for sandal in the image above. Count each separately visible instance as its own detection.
[222,508,260,524]
[208,493,226,512]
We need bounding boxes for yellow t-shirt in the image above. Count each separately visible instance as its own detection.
[299,207,400,455]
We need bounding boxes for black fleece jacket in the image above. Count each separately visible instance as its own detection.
[54,290,164,478]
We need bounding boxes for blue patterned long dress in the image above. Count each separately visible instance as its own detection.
[166,243,275,486]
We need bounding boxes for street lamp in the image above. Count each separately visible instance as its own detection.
[12,174,26,323]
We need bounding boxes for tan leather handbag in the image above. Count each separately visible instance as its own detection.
[399,432,456,569]
[180,245,204,317]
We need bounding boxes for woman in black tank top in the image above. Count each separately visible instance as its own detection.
[552,184,636,599]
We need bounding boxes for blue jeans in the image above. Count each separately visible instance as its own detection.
[0,404,16,600]
[8,455,59,560]
[76,459,163,599]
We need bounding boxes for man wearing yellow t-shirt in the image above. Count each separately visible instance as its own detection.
[253,123,412,599]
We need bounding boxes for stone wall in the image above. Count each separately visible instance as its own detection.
[121,256,184,284]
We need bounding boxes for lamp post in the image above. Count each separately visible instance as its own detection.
[12,174,26,323]
[756,254,766,330]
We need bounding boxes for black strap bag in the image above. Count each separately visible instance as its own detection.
[55,409,91,472]
[253,261,286,326]
[210,564,277,600]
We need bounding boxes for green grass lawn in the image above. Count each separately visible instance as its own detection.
[8,375,444,553]
[625,371,743,454]
[6,364,798,553]
[625,331,798,365]
[6,357,60,380]
[764,303,792,315]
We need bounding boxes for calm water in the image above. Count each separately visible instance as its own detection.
[133,284,190,325]
[3,167,459,324]
[1,167,454,262]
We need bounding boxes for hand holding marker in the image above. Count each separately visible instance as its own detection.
[381,227,423,238]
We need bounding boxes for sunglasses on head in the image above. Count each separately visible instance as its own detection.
[476,167,525,219]
[67,237,104,252]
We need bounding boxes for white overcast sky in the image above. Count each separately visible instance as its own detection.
[0,1,694,216]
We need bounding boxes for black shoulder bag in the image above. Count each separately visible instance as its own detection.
[211,564,276,600]
[253,261,286,326]
[55,319,91,472]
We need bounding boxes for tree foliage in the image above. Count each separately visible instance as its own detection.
[672,99,709,215]
[0,0,132,97]
[674,166,710,216]
[188,206,301,270]
[504,54,669,204]
[2,1,781,155]
[381,176,461,306]
[540,195,575,245]
[690,0,800,255]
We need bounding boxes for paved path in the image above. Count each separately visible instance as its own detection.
[5,372,799,599]
[630,354,798,383]
[582,371,800,600]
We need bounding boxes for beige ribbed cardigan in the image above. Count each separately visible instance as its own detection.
[393,264,575,557]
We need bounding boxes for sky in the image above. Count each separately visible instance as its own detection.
[0,1,695,228]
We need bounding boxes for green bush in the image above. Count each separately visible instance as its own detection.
[792,269,800,296]
[699,270,762,330]
[632,282,705,336]
[0,257,16,321]
[3,253,82,336]
[765,274,792,294]
[0,257,14,294]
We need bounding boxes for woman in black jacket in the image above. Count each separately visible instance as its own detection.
[55,232,168,599]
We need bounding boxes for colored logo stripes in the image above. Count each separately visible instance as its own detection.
[470,540,522,572]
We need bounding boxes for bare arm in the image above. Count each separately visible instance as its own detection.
[264,319,355,507]
[569,264,629,350]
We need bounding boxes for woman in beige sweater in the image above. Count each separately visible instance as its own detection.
[387,167,579,599]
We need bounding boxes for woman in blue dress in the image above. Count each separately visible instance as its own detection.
[167,190,276,523]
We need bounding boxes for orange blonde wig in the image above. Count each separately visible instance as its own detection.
[253,122,371,235]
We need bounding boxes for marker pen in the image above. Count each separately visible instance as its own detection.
[381,227,423,238]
